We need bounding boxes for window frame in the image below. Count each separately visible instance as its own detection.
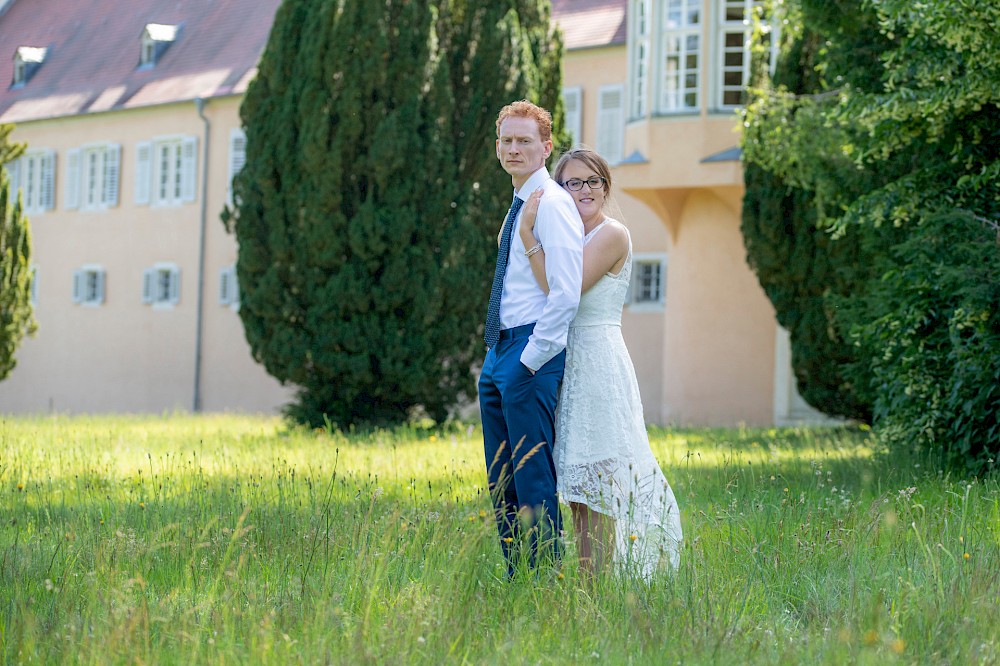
[72,264,106,307]
[658,0,702,114]
[628,253,667,312]
[714,0,779,110]
[218,265,240,310]
[142,262,181,309]
[6,149,55,213]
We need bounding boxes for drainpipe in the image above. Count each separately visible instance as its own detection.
[193,96,210,412]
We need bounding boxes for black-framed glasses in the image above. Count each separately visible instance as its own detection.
[560,176,606,192]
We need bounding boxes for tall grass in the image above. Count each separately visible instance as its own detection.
[1,415,998,664]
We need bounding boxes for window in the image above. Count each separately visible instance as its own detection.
[6,150,55,213]
[11,46,47,87]
[661,0,701,112]
[596,84,625,164]
[139,24,179,68]
[218,265,239,309]
[227,128,247,206]
[72,266,106,306]
[142,263,181,307]
[135,137,197,206]
[561,88,582,146]
[630,0,651,119]
[629,254,667,309]
[65,144,120,210]
[716,0,776,109]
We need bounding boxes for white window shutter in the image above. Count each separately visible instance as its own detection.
[103,143,120,207]
[96,269,106,304]
[596,84,625,164]
[218,267,231,305]
[169,268,181,305]
[66,149,81,209]
[40,151,56,210]
[181,136,198,203]
[562,87,583,145]
[142,268,153,304]
[6,157,22,204]
[135,142,152,205]
[230,268,240,308]
[72,269,82,303]
[228,129,246,205]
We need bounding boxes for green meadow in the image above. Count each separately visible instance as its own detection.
[1,415,998,664]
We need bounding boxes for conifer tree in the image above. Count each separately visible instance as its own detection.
[225,0,565,426]
[1,124,36,381]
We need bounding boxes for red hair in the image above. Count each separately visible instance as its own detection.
[495,100,553,142]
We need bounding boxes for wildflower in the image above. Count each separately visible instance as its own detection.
[16,484,23,491]
[629,534,638,542]
[964,553,970,560]
[890,638,905,654]
[429,435,438,443]
[863,630,878,646]
[139,502,145,509]
[503,537,514,544]
[479,510,487,519]
[557,572,564,580]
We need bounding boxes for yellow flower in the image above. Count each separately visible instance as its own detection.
[629,534,638,542]
[863,630,878,646]
[503,537,514,544]
[479,510,487,518]
[139,502,145,509]
[557,572,564,580]
[16,484,24,491]
[890,638,905,654]
[429,435,438,442]
[964,552,970,560]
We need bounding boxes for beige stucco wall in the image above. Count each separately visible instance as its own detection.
[0,98,293,414]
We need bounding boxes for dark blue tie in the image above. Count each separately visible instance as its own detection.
[484,195,525,349]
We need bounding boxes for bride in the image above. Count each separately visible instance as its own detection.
[518,147,682,579]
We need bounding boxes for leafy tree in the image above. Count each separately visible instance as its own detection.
[743,0,1000,468]
[1,124,36,381]
[224,0,565,427]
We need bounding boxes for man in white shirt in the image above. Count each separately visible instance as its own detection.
[479,100,584,577]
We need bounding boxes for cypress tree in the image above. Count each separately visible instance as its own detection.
[0,124,36,381]
[225,0,565,427]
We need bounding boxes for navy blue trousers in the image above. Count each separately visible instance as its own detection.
[479,323,565,576]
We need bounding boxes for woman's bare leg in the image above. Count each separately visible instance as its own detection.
[570,502,614,576]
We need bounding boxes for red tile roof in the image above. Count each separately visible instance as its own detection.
[0,0,625,124]
[0,0,281,123]
[551,0,627,51]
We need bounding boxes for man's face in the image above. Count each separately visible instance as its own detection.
[496,116,553,188]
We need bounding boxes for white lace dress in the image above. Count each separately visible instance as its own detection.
[555,220,683,578]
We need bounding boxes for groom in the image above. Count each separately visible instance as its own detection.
[479,100,584,576]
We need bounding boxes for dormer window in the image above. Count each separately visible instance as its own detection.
[139,23,179,67]
[12,46,47,87]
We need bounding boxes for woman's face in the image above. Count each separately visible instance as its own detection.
[560,159,607,225]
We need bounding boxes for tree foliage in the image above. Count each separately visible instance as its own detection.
[743,0,1000,468]
[1,124,36,381]
[224,0,565,427]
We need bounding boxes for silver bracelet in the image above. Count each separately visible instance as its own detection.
[524,243,542,258]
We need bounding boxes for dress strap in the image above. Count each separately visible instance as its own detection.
[583,218,611,245]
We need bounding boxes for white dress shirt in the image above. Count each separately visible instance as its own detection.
[499,167,584,370]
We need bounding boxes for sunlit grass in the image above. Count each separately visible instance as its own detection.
[1,415,998,664]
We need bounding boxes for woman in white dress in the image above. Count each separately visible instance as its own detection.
[518,147,682,579]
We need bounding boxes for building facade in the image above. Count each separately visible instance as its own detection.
[0,0,824,426]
